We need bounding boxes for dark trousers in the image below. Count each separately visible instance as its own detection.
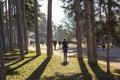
[63,48,68,61]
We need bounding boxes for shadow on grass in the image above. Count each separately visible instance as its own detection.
[25,50,36,55]
[114,69,120,80]
[5,53,36,67]
[89,64,115,80]
[5,59,22,67]
[61,61,69,66]
[26,57,51,80]
[114,69,120,74]
[4,56,20,64]
[4,54,20,58]
[41,72,82,80]
[4,49,20,64]
[6,56,38,75]
[5,49,19,56]
[78,58,92,80]
[6,70,19,75]
[98,56,120,63]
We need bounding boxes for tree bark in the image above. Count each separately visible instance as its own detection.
[84,0,94,64]
[34,0,41,56]
[8,0,13,50]
[107,32,110,74]
[12,0,17,48]
[0,0,5,53]
[74,0,83,59]
[106,0,112,74]
[16,0,25,59]
[47,0,53,58]
[90,0,98,65]
[22,0,28,53]
[0,1,6,79]
[5,0,9,51]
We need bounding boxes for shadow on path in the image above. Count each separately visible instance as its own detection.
[26,57,51,80]
[78,58,92,80]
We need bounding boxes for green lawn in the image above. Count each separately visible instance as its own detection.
[5,49,120,80]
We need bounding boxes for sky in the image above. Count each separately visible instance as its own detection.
[40,0,65,24]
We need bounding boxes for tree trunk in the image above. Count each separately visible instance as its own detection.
[84,0,94,64]
[74,0,83,59]
[11,0,17,48]
[16,0,25,59]
[107,32,110,74]
[90,0,98,65]
[0,39,6,80]
[8,0,13,50]
[34,0,41,56]
[0,1,6,79]
[0,0,5,53]
[47,0,53,58]
[5,0,9,51]
[106,0,112,74]
[22,0,28,53]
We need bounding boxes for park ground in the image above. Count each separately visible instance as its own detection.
[5,44,120,80]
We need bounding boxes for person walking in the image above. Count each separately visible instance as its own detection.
[102,42,105,50]
[62,38,68,62]
[53,40,57,50]
[58,41,62,49]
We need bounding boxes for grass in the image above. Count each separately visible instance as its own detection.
[5,49,120,80]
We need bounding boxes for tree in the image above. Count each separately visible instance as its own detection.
[25,0,42,32]
[34,0,41,56]
[21,0,28,53]
[106,0,112,74]
[61,17,76,40]
[74,0,83,59]
[47,0,53,57]
[84,0,94,64]
[5,0,9,51]
[90,0,98,65]
[16,0,25,59]
[0,0,6,79]
[26,0,35,32]
[0,0,5,53]
[38,13,47,43]
[8,0,13,50]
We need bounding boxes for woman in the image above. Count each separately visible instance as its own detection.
[62,38,68,62]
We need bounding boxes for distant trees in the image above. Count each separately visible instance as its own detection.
[61,0,120,75]
[0,0,119,79]
[0,0,45,79]
[39,13,47,43]
[53,24,71,41]
[96,0,120,46]
[0,0,47,79]
[60,17,76,40]
[61,0,96,63]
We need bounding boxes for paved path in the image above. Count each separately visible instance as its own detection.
[28,44,120,68]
